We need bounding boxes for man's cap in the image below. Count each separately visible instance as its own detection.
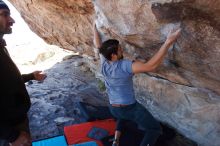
[0,0,9,10]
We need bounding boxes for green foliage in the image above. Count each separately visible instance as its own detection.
[98,79,106,92]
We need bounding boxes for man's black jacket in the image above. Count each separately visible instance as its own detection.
[0,46,34,142]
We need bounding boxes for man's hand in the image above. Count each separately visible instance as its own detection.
[9,131,32,146]
[32,71,47,81]
[165,28,181,46]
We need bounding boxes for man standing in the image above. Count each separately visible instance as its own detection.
[0,1,46,146]
[93,23,181,146]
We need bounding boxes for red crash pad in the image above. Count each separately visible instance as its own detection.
[64,119,116,146]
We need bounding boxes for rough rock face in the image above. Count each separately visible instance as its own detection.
[8,0,220,146]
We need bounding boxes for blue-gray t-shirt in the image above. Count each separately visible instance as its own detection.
[100,55,136,105]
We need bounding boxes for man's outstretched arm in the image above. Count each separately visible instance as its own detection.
[93,23,102,49]
[132,29,181,73]
[22,71,46,83]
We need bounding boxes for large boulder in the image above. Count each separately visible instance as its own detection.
[8,0,94,53]
[8,0,220,145]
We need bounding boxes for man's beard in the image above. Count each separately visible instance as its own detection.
[5,28,12,34]
[118,55,124,60]
[1,29,12,34]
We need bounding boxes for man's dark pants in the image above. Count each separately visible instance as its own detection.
[110,102,162,146]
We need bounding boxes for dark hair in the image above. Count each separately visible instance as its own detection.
[0,1,9,10]
[99,39,119,60]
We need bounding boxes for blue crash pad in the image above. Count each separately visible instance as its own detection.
[32,135,67,146]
